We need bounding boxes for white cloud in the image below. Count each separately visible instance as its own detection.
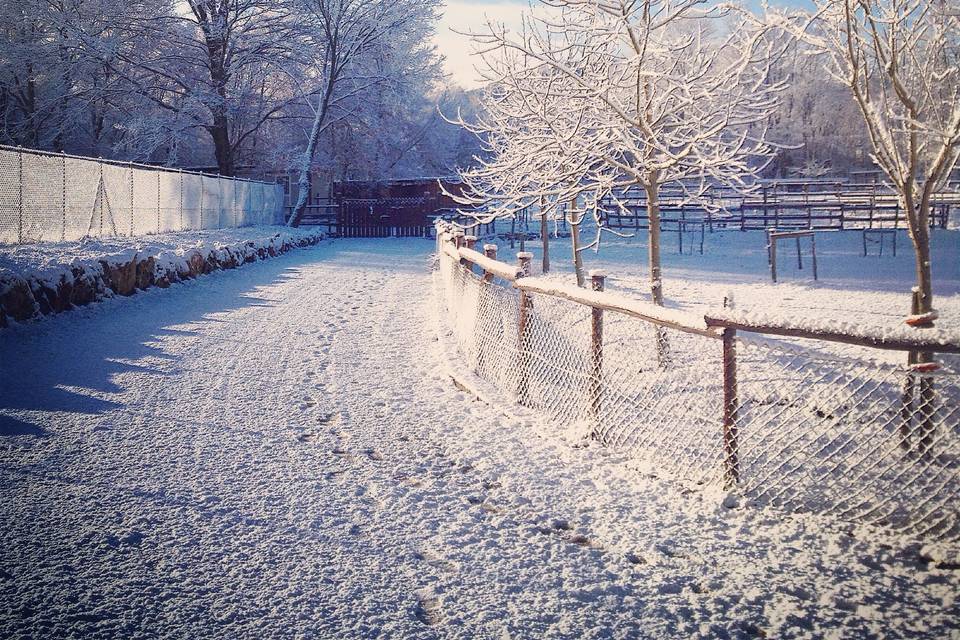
[433,1,530,90]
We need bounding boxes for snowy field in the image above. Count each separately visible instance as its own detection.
[2,238,959,638]
[500,226,960,332]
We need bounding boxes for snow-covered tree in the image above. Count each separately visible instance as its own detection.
[462,0,786,305]
[447,36,614,286]
[287,0,442,224]
[775,0,960,319]
[766,47,870,176]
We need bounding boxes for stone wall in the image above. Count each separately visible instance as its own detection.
[0,231,322,328]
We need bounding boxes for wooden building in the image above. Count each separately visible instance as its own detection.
[331,177,468,237]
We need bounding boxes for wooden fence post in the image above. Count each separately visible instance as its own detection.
[589,270,606,432]
[722,327,740,487]
[768,228,778,283]
[810,233,818,281]
[482,244,497,281]
[474,244,498,375]
[464,235,477,272]
[517,251,533,405]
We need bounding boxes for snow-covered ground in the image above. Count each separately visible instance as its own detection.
[506,226,960,333]
[2,238,959,638]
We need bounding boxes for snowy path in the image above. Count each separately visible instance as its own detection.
[1,239,957,639]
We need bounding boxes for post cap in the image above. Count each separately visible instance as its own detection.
[483,244,497,252]
[464,235,477,242]
[516,251,533,260]
[588,269,607,278]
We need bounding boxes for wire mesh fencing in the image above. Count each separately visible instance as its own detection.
[435,230,960,541]
[732,339,960,540]
[0,145,285,245]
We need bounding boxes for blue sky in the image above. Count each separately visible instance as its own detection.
[432,0,812,89]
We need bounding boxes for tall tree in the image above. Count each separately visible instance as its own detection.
[775,0,960,319]
[288,0,441,225]
[464,0,786,306]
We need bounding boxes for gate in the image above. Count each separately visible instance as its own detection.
[338,197,434,238]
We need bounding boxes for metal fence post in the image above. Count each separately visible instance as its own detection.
[589,270,606,432]
[129,161,134,237]
[97,160,103,236]
[61,151,67,241]
[517,251,533,405]
[157,171,161,233]
[475,243,499,375]
[217,173,222,229]
[200,174,204,230]
[179,168,183,231]
[17,146,23,244]
[722,327,740,487]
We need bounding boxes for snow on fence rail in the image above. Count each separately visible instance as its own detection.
[434,222,960,541]
[0,145,284,245]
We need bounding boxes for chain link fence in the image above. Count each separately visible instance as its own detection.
[435,229,960,541]
[0,145,284,245]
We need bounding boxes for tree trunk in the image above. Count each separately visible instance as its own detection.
[909,203,934,316]
[570,198,585,287]
[540,195,550,273]
[210,115,234,176]
[898,184,935,316]
[290,111,324,226]
[290,72,337,227]
[644,182,664,306]
[571,221,585,286]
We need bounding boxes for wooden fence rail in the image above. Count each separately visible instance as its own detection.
[436,221,960,491]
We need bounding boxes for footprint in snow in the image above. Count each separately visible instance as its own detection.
[552,519,572,532]
[414,594,443,627]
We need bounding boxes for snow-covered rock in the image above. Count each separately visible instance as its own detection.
[0,226,323,327]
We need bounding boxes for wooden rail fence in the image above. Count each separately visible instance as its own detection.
[436,222,960,499]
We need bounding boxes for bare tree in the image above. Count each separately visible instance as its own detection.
[465,0,786,305]
[287,0,441,225]
[775,0,959,319]
[52,0,307,173]
[446,21,622,286]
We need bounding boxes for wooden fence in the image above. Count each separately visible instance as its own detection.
[436,222,960,538]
